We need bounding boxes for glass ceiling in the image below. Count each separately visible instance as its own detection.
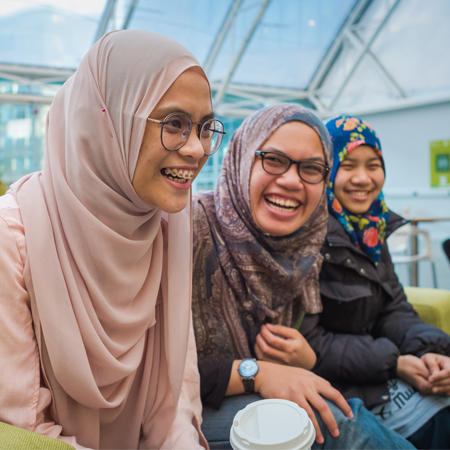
[1,0,450,188]
[0,0,355,89]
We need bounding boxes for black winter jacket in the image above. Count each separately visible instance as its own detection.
[300,210,450,409]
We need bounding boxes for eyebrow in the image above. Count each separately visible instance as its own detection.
[153,106,215,122]
[343,156,381,163]
[263,147,325,162]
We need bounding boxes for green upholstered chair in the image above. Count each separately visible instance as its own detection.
[405,286,450,335]
[0,422,74,450]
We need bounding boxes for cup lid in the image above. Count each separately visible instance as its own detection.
[229,399,315,450]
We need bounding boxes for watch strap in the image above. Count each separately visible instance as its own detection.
[242,377,255,393]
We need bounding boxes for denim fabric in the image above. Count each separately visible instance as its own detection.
[202,395,416,450]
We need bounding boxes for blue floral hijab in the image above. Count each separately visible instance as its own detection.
[325,116,388,265]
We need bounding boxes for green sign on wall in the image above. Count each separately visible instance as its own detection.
[430,140,450,188]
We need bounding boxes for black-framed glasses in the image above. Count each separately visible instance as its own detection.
[255,151,330,184]
[147,112,225,156]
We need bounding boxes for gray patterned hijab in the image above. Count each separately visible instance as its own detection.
[193,104,332,360]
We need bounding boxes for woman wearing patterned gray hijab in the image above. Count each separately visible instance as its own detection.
[193,103,330,361]
[192,104,416,450]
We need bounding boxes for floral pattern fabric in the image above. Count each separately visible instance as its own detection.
[325,115,388,265]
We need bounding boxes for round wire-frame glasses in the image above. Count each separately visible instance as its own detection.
[255,150,330,184]
[147,112,225,156]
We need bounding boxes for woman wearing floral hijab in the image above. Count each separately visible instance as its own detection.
[300,115,450,449]
[192,104,416,449]
[0,30,224,449]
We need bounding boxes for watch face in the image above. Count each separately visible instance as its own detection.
[239,359,258,377]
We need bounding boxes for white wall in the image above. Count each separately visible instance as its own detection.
[359,101,450,290]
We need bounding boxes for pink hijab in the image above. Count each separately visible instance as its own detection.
[10,30,208,449]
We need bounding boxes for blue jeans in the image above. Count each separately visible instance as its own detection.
[202,395,416,449]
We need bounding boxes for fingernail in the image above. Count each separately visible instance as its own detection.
[433,387,438,393]
[332,429,340,437]
[347,411,354,419]
[316,436,324,444]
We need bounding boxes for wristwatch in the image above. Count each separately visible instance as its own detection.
[238,358,259,393]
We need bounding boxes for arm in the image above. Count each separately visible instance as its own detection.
[300,313,399,383]
[373,247,450,357]
[0,207,86,449]
[159,316,208,450]
[225,358,353,445]
[198,357,233,408]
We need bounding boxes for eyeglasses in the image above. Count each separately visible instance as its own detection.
[255,151,330,184]
[147,112,225,156]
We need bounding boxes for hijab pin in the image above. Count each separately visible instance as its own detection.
[102,108,105,112]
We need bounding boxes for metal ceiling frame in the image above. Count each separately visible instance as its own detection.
[306,0,373,106]
[2,0,450,120]
[94,0,117,44]
[327,0,402,110]
[203,0,243,75]
[0,65,74,104]
[212,0,272,108]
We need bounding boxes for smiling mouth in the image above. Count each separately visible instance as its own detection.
[346,190,370,198]
[265,195,301,212]
[162,168,195,184]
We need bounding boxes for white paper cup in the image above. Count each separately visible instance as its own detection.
[230,399,315,450]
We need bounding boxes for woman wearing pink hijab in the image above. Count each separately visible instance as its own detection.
[0,30,224,449]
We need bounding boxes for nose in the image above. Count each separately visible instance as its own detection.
[276,163,305,190]
[351,166,371,185]
[176,128,205,161]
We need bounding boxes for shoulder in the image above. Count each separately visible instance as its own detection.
[193,190,214,212]
[386,209,408,236]
[0,194,26,264]
[193,190,215,233]
[323,214,352,248]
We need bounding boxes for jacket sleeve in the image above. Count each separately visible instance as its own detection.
[198,357,233,409]
[300,313,399,384]
[0,207,87,449]
[372,249,450,358]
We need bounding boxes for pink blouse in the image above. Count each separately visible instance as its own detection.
[0,194,207,449]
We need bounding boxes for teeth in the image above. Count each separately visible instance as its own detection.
[164,168,194,180]
[269,203,295,212]
[267,196,299,208]
[349,191,369,197]
[168,176,187,184]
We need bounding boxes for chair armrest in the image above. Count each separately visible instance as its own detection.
[0,422,75,450]
[404,286,450,335]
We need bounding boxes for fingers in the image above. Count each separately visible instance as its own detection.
[414,376,433,395]
[295,398,325,444]
[259,325,288,352]
[319,384,354,419]
[255,334,283,363]
[305,394,340,441]
[432,385,450,396]
[265,323,300,340]
[422,353,441,375]
[429,369,450,384]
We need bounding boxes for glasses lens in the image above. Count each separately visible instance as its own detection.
[162,113,191,150]
[261,153,290,174]
[299,162,327,184]
[200,119,224,155]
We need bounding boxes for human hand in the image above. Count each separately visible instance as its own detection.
[397,355,432,395]
[422,353,450,396]
[254,323,317,370]
[255,361,353,444]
